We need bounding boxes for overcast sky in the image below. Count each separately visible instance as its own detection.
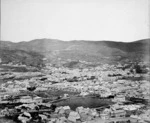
[1,0,150,42]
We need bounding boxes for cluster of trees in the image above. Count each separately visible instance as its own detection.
[131,64,148,74]
[63,61,79,68]
[121,63,148,74]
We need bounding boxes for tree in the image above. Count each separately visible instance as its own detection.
[27,86,36,92]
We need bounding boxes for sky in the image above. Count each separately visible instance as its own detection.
[1,0,150,42]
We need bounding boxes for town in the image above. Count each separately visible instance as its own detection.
[0,61,150,123]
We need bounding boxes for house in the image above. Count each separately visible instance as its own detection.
[33,96,43,103]
[19,96,33,103]
[100,113,110,119]
[111,109,126,118]
[112,94,126,102]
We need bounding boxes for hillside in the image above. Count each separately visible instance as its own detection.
[0,39,149,67]
[0,48,45,68]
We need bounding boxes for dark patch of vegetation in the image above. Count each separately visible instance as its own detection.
[27,86,36,92]
[126,97,148,104]
[63,61,79,68]
[55,96,113,110]
[108,74,122,77]
[133,64,149,74]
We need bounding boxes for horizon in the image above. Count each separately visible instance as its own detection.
[1,37,150,43]
[1,0,150,42]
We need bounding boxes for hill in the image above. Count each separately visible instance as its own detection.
[0,38,149,67]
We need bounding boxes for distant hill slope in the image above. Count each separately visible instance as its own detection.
[0,38,149,66]
[0,48,45,68]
